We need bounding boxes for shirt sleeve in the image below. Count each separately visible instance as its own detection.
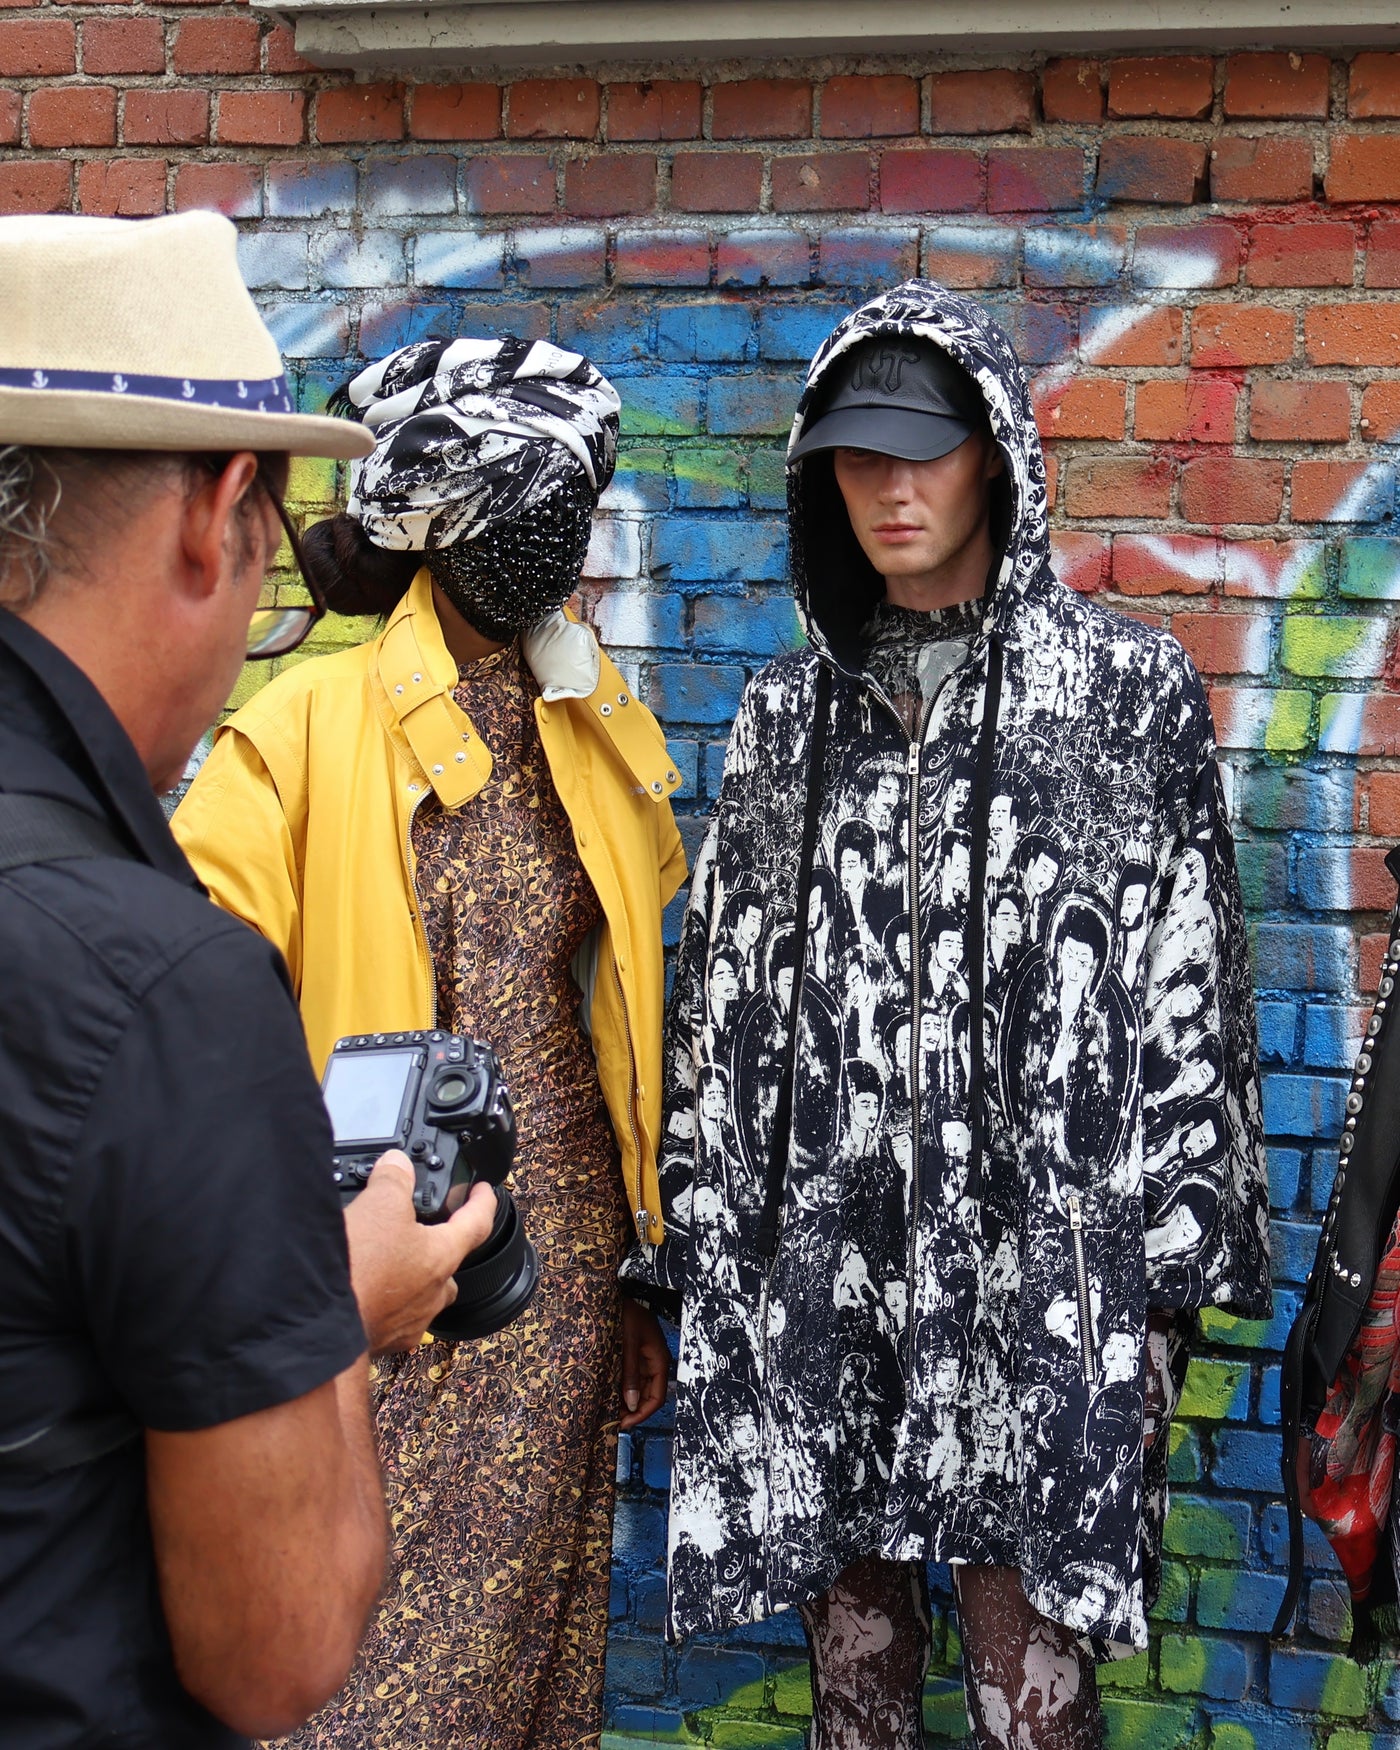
[65,923,366,1432]
[1140,663,1272,1319]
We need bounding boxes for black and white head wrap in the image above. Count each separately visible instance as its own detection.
[340,336,621,553]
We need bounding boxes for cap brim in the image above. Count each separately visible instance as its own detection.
[789,406,974,465]
[0,386,374,460]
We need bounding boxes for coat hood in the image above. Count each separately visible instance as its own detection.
[787,280,1052,665]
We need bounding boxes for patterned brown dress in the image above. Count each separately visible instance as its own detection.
[288,638,628,1750]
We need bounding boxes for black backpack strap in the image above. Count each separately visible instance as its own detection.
[0,794,128,873]
[756,661,832,1262]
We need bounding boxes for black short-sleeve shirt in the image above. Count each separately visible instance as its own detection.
[0,613,367,1750]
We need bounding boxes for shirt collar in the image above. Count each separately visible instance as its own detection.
[0,607,199,887]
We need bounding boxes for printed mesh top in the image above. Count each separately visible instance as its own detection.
[290,636,626,1750]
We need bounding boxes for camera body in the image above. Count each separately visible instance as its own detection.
[323,1030,515,1218]
[322,1031,537,1341]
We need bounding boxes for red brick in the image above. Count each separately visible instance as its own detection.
[1250,379,1351,442]
[173,15,259,74]
[1108,56,1215,119]
[1172,612,1266,674]
[819,75,918,139]
[1065,455,1174,518]
[1327,135,1400,202]
[409,84,499,141]
[1191,304,1295,366]
[1042,59,1104,123]
[0,91,19,146]
[614,232,709,286]
[879,148,982,214]
[1210,135,1314,203]
[1044,449,1059,506]
[606,80,700,141]
[0,160,72,215]
[464,153,554,215]
[1112,533,1220,594]
[264,22,313,75]
[508,78,599,140]
[1135,379,1238,443]
[712,79,811,140]
[315,83,404,145]
[564,153,656,217]
[1292,459,1382,520]
[1247,221,1355,287]
[174,160,260,217]
[920,228,1015,288]
[1033,376,1127,440]
[987,146,1083,212]
[217,90,304,148]
[670,151,762,212]
[28,85,116,149]
[123,89,208,147]
[1350,52,1400,118]
[1363,771,1400,832]
[1363,930,1391,994]
[77,156,165,216]
[927,69,1034,135]
[1180,457,1285,524]
[1078,305,1182,366]
[772,152,870,212]
[0,19,74,77]
[82,16,163,75]
[1224,52,1330,119]
[1362,381,1400,442]
[1366,221,1400,286]
[1307,303,1400,366]
[1097,136,1208,204]
[1052,530,1111,594]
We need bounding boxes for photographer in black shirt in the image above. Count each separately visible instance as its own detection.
[0,213,496,1748]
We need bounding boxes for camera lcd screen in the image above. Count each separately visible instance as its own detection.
[322,1049,414,1147]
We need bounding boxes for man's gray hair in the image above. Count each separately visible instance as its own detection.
[0,447,62,609]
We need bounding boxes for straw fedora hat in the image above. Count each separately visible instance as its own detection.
[0,210,372,461]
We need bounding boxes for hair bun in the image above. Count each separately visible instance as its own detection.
[301,513,419,618]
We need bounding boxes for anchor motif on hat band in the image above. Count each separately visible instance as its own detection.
[2,366,292,416]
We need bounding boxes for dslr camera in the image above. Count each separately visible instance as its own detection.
[321,1030,538,1340]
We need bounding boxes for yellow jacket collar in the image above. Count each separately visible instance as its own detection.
[372,570,681,809]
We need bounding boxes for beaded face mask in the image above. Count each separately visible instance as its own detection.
[428,472,595,641]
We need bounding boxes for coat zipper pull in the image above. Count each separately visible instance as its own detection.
[1067,1190,1082,1231]
[635,1208,652,1242]
[907,741,920,777]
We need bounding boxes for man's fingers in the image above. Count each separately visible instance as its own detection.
[435,1181,498,1272]
[363,1149,416,1196]
[621,1326,641,1415]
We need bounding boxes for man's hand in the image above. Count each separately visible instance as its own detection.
[620,1297,670,1430]
[343,1151,496,1353]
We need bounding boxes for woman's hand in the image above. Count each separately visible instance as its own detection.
[620,1298,670,1431]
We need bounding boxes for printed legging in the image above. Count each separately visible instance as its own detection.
[798,1557,1101,1750]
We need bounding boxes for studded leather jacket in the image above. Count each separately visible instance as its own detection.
[1275,845,1400,1653]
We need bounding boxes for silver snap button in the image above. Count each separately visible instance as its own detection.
[413,673,423,684]
[1383,977,1395,998]
[462,732,470,741]
[432,763,444,775]
[600,703,613,717]
[1369,1016,1383,1036]
[1347,1093,1363,1114]
[618,692,629,706]
[1341,1133,1355,1153]
[651,780,664,794]
[408,782,421,793]
[666,770,678,783]
[455,751,466,763]
[1359,1053,1373,1073]
[394,684,404,696]
[1352,1272,1363,1287]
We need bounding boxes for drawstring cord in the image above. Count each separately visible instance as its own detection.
[964,631,1004,1206]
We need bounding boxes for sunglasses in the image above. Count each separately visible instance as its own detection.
[245,465,326,660]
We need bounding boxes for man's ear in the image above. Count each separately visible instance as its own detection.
[983,434,1006,479]
[176,453,261,601]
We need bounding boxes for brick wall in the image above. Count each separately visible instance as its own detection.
[9,9,1400,1743]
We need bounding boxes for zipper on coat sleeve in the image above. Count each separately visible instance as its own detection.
[403,783,437,1027]
[1067,1190,1098,1386]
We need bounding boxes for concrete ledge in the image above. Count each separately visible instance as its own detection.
[266,0,1400,72]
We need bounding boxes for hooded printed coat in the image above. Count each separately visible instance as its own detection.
[622,281,1271,1652]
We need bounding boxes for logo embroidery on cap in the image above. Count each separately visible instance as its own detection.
[849,342,924,396]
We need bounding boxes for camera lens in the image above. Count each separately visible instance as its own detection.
[429,1185,540,1342]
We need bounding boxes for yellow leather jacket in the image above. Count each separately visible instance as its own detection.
[173,570,686,1243]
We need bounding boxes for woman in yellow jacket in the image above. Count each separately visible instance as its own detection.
[174,337,684,1750]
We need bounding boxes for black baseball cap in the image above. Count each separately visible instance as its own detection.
[789,335,983,464]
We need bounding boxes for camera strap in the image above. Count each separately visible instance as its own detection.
[0,792,143,1473]
[0,793,130,872]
